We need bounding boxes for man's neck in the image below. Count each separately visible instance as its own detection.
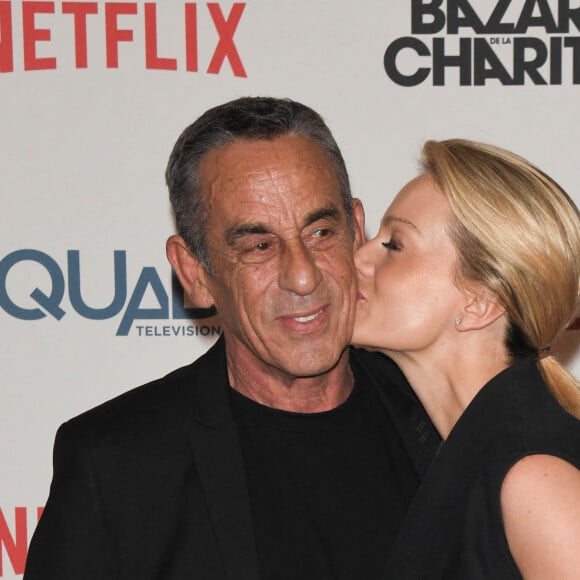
[225,347,354,413]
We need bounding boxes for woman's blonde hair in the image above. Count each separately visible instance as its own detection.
[421,139,580,417]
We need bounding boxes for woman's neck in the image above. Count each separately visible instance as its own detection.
[388,340,510,440]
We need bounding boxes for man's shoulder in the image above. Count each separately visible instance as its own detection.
[62,338,227,441]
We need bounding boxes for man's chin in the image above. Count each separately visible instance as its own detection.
[277,344,350,379]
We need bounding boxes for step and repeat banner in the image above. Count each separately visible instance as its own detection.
[1,1,579,576]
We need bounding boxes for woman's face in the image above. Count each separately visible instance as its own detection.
[353,174,466,355]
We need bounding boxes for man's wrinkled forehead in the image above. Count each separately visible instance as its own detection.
[199,135,343,212]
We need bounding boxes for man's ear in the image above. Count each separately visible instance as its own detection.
[166,235,215,309]
[352,198,366,250]
[458,285,505,331]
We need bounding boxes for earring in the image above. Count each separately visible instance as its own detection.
[454,315,462,327]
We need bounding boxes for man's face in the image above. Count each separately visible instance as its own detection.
[198,135,362,379]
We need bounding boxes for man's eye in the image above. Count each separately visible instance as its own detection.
[238,239,277,264]
[312,228,331,238]
[248,238,278,253]
[382,239,401,251]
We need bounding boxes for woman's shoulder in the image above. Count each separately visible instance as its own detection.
[501,454,580,578]
[465,359,580,454]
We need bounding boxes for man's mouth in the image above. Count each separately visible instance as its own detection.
[293,309,323,323]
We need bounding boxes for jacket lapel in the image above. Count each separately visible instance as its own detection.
[350,348,441,479]
[184,337,261,580]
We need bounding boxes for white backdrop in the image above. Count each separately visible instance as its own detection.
[1,1,579,576]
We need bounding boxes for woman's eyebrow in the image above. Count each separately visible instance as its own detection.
[382,215,418,231]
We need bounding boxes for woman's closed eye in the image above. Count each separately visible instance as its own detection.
[382,238,401,251]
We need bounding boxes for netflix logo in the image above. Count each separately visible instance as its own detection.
[0,1,247,75]
[0,507,43,576]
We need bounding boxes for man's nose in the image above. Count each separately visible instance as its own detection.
[278,240,322,295]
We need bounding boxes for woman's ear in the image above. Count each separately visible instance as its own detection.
[166,235,215,309]
[457,285,505,331]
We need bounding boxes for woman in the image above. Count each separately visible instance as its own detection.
[353,139,580,579]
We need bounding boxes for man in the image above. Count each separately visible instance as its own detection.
[25,97,438,580]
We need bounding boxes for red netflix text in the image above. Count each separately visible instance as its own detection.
[0,1,247,75]
[0,507,43,576]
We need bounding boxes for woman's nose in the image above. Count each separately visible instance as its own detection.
[354,240,374,277]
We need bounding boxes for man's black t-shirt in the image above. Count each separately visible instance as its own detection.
[230,362,423,580]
